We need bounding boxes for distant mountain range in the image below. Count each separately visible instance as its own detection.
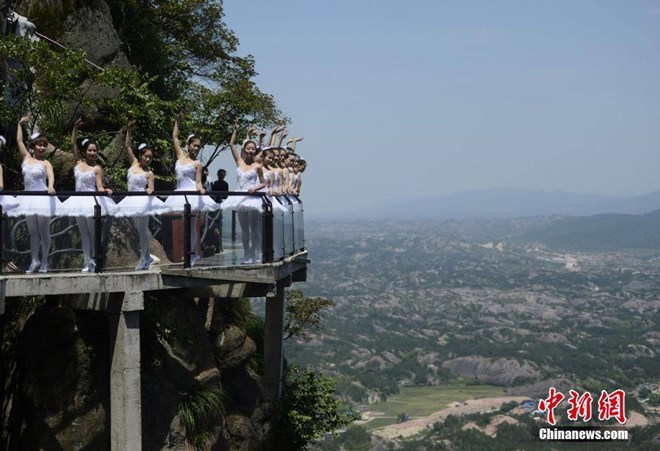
[320,188,660,220]
[514,209,660,251]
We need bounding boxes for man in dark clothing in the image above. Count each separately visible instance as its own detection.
[211,169,229,202]
[210,169,229,252]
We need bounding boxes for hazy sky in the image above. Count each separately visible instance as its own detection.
[210,0,660,217]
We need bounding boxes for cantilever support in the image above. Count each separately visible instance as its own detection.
[109,291,143,450]
[263,285,285,398]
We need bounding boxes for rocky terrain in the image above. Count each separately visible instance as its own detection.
[290,219,660,403]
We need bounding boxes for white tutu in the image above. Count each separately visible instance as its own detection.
[60,194,117,217]
[267,195,288,213]
[165,161,220,213]
[221,193,264,212]
[7,161,62,217]
[164,192,221,213]
[115,171,171,217]
[116,194,171,217]
[7,194,61,217]
[221,166,264,212]
[58,165,117,217]
[0,195,20,213]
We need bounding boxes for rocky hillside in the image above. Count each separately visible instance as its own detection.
[290,219,660,402]
[1,2,276,449]
[1,293,270,449]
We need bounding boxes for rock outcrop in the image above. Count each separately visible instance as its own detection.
[442,356,540,387]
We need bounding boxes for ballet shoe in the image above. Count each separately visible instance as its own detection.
[38,262,48,273]
[26,260,40,273]
[190,254,201,267]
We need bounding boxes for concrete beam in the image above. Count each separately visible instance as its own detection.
[263,286,285,399]
[67,292,145,312]
[186,283,275,299]
[2,271,164,298]
[109,292,143,450]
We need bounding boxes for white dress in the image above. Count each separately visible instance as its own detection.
[261,168,287,213]
[271,171,289,210]
[221,166,264,211]
[7,161,61,217]
[287,173,300,201]
[0,191,19,213]
[164,161,220,212]
[60,165,117,216]
[116,170,171,217]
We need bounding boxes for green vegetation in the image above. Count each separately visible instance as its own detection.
[178,378,226,449]
[275,366,354,450]
[3,0,285,193]
[284,290,335,341]
[365,384,506,431]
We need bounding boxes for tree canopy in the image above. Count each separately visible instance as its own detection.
[1,0,285,177]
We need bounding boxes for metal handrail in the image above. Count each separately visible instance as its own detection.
[0,191,293,273]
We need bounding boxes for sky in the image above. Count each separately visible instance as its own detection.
[208,0,660,217]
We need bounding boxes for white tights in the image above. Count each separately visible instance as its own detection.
[75,216,96,268]
[238,210,261,261]
[132,216,150,265]
[25,215,51,268]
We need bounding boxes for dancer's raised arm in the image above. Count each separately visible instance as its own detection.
[71,117,83,161]
[257,130,266,149]
[125,121,137,166]
[268,125,283,147]
[246,126,257,143]
[287,136,304,152]
[276,129,288,148]
[172,112,185,160]
[16,116,31,159]
[229,119,244,166]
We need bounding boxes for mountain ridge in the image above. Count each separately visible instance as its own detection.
[316,187,660,220]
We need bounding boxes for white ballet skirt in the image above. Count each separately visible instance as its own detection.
[7,161,62,217]
[290,173,300,195]
[0,193,19,213]
[116,170,171,217]
[164,161,220,213]
[60,165,117,217]
[269,171,289,211]
[221,166,264,212]
[261,169,287,213]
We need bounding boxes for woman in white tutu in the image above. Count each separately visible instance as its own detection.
[60,118,117,272]
[259,147,288,259]
[117,121,170,269]
[222,120,266,264]
[0,135,20,214]
[293,159,306,195]
[8,116,60,273]
[165,112,220,266]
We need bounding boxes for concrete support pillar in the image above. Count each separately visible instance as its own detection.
[263,285,285,398]
[109,291,143,450]
[0,278,5,315]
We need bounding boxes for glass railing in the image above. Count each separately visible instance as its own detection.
[0,190,304,274]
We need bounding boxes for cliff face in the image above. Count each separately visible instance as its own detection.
[1,2,272,449]
[1,293,271,450]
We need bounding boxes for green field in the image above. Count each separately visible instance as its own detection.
[364,384,507,431]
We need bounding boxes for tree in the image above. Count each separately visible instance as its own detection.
[275,365,354,450]
[284,290,335,342]
[3,1,286,177]
[105,0,287,152]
